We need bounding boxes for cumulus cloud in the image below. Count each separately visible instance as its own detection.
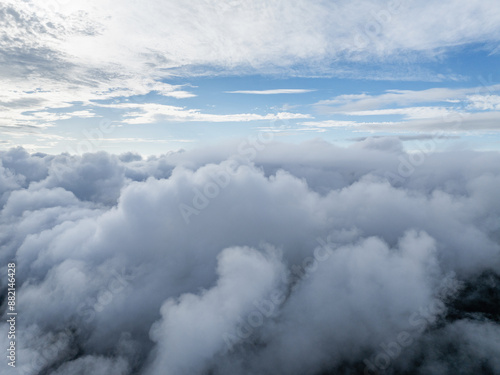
[1,140,500,374]
[146,246,286,375]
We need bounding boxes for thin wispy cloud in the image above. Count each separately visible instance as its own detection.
[226,89,316,95]
[315,84,500,112]
[1,143,500,374]
[97,103,312,124]
[302,111,500,133]
[341,107,453,120]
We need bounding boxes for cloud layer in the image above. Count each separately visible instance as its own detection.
[1,140,499,374]
[2,0,500,133]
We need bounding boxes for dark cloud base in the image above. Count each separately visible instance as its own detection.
[1,140,499,375]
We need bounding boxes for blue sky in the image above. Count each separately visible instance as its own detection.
[1,0,500,155]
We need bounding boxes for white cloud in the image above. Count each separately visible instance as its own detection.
[98,103,312,124]
[0,106,98,130]
[309,85,500,134]
[226,89,316,95]
[1,143,500,374]
[0,78,195,129]
[301,120,363,128]
[302,111,500,133]
[467,94,500,110]
[98,138,194,144]
[2,0,500,129]
[343,106,455,120]
[146,246,286,375]
[47,0,500,73]
[316,84,500,113]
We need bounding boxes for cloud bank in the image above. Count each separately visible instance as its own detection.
[1,140,500,374]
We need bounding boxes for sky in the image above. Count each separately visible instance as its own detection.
[1,0,500,155]
[1,2,500,375]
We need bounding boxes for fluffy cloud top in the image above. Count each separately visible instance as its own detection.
[1,140,499,374]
